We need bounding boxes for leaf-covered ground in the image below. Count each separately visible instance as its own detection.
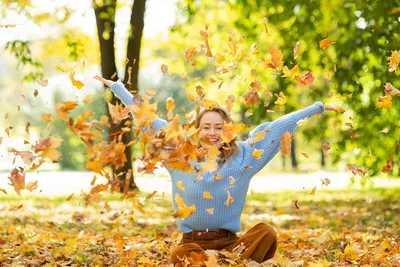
[0,187,399,266]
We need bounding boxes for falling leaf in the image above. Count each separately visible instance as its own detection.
[215,52,225,64]
[319,38,331,50]
[55,101,79,121]
[294,71,315,86]
[243,91,261,106]
[229,176,235,185]
[262,17,268,33]
[222,122,244,143]
[350,132,359,140]
[213,174,222,181]
[380,128,389,133]
[280,131,292,156]
[184,47,198,63]
[69,71,84,89]
[274,92,287,105]
[25,122,30,135]
[173,193,196,219]
[388,50,400,72]
[203,191,213,199]
[252,131,266,143]
[252,148,264,159]
[56,61,78,73]
[264,46,283,69]
[160,64,168,75]
[376,95,392,108]
[384,82,400,96]
[205,208,214,215]
[177,181,185,191]
[9,204,23,212]
[336,107,345,113]
[26,180,38,192]
[33,89,39,97]
[293,199,300,209]
[301,152,309,158]
[321,178,330,186]
[200,98,219,110]
[346,163,367,177]
[322,143,330,154]
[293,41,300,60]
[381,158,393,173]
[309,186,316,196]
[282,64,299,77]
[84,95,93,104]
[37,78,48,87]
[224,190,234,207]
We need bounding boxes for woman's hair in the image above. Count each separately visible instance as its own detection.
[195,106,239,164]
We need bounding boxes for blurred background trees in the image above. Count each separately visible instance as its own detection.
[1,0,399,180]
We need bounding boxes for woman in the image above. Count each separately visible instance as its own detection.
[94,75,338,264]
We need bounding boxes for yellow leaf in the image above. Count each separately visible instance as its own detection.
[177,181,185,191]
[224,190,234,207]
[252,131,266,143]
[252,148,264,159]
[274,92,287,105]
[56,61,78,72]
[215,52,225,64]
[203,191,213,199]
[205,208,214,215]
[173,193,196,219]
[213,174,222,181]
[376,95,392,108]
[309,186,316,196]
[301,152,309,158]
[344,243,361,260]
[70,71,84,89]
[282,64,299,77]
[229,176,235,185]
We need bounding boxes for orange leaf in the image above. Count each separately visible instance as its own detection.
[224,190,234,207]
[160,64,168,75]
[280,131,292,156]
[264,46,283,69]
[69,71,84,89]
[301,152,309,158]
[376,95,392,108]
[173,193,196,219]
[205,208,214,215]
[319,38,331,50]
[309,186,316,196]
[294,71,315,86]
[177,181,185,191]
[381,158,393,173]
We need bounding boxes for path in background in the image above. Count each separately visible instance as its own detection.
[1,170,399,196]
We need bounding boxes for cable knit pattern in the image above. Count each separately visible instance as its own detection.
[111,81,325,233]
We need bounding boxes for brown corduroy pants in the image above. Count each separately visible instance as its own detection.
[170,223,277,264]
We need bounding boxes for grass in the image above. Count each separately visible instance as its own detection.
[0,187,399,266]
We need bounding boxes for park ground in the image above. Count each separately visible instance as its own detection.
[0,171,399,266]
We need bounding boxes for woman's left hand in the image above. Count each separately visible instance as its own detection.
[324,104,341,113]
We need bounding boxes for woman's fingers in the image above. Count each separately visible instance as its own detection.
[93,75,112,87]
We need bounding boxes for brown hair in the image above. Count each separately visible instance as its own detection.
[195,106,239,164]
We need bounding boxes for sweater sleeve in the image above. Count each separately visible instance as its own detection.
[110,81,167,131]
[240,102,325,178]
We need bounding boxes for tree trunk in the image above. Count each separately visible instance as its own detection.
[94,0,135,193]
[290,138,297,170]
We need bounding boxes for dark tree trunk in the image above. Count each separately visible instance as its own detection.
[290,138,297,170]
[321,145,326,167]
[94,0,135,193]
[124,0,146,93]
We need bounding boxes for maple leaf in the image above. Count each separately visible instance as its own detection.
[55,101,79,121]
[294,71,315,86]
[200,98,219,110]
[321,178,330,186]
[8,167,25,195]
[384,82,400,96]
[187,251,208,266]
[243,91,261,106]
[376,95,392,108]
[56,61,78,72]
[388,50,400,72]
[280,131,292,156]
[252,131,266,143]
[346,163,367,177]
[184,47,198,63]
[381,158,393,173]
[319,38,331,50]
[222,122,244,143]
[26,180,38,192]
[282,64,299,77]
[252,148,263,159]
[264,46,283,69]
[173,193,196,219]
[274,92,287,105]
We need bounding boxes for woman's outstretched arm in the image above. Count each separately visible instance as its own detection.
[240,102,338,178]
[94,75,168,131]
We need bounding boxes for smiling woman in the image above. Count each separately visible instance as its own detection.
[93,74,338,264]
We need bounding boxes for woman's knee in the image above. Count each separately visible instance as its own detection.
[170,243,204,264]
[254,223,277,240]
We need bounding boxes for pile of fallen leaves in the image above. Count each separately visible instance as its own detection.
[1,187,399,266]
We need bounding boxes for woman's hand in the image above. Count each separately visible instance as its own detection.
[324,104,342,113]
[93,75,113,88]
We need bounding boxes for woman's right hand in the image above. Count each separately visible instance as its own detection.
[93,75,113,88]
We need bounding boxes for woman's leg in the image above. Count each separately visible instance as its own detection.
[224,223,277,263]
[170,242,207,265]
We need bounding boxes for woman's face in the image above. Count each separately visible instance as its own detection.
[198,111,224,150]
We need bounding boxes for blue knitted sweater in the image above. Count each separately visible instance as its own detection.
[111,82,325,233]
